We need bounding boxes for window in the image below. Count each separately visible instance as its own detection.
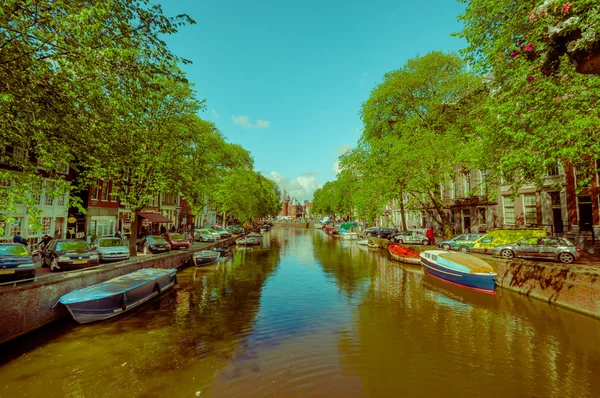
[503,196,515,225]
[0,179,10,201]
[464,172,471,196]
[479,207,486,225]
[549,192,561,207]
[57,193,66,207]
[523,194,537,225]
[449,179,456,200]
[41,217,52,235]
[44,181,54,206]
[31,182,42,205]
[480,170,488,195]
[8,217,23,236]
[101,182,110,201]
[547,163,560,176]
[91,181,100,201]
[574,166,591,189]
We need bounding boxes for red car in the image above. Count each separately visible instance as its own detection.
[162,233,191,250]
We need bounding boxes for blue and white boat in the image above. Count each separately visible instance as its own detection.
[420,250,496,294]
[59,268,177,324]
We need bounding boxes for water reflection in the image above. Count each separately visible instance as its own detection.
[0,228,599,398]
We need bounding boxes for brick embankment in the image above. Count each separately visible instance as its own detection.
[485,256,600,319]
[397,242,600,319]
[0,236,238,345]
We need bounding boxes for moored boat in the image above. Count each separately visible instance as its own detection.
[236,236,261,246]
[339,232,358,240]
[419,250,496,294]
[259,225,271,232]
[357,238,369,246]
[314,223,323,229]
[388,244,420,265]
[212,246,232,257]
[247,232,262,238]
[194,250,220,266]
[58,268,177,324]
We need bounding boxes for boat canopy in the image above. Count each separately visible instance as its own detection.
[139,212,172,223]
[340,222,357,230]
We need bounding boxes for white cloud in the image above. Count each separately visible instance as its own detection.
[256,120,270,128]
[332,161,341,176]
[232,115,270,129]
[268,171,321,201]
[211,109,220,120]
[335,143,351,155]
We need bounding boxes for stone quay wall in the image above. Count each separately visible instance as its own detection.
[0,237,237,345]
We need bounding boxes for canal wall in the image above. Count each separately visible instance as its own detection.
[273,222,314,228]
[395,242,600,319]
[0,237,237,345]
[489,257,600,319]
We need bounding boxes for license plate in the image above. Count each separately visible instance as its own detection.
[157,248,166,251]
[73,260,88,264]
[0,270,15,275]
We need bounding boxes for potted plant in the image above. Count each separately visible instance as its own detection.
[519,1,600,75]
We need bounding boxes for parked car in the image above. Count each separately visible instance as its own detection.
[204,228,222,240]
[163,232,191,250]
[438,233,484,252]
[41,239,100,272]
[211,225,232,238]
[492,237,581,264]
[195,229,217,242]
[93,237,130,262]
[227,225,245,235]
[0,243,36,282]
[137,236,171,254]
[389,230,429,245]
[366,228,398,239]
[470,228,547,254]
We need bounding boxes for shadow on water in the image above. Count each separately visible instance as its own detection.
[0,238,282,398]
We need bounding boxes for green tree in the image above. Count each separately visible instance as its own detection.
[358,51,483,236]
[458,0,600,191]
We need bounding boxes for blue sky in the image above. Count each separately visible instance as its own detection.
[160,0,466,201]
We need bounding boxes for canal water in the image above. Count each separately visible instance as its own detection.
[1,227,599,397]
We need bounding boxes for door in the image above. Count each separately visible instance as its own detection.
[578,195,593,232]
[463,209,471,233]
[515,237,540,258]
[539,238,559,259]
[552,208,564,234]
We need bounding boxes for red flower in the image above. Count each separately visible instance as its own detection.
[544,71,552,77]
[510,50,520,59]
[524,44,534,52]
[542,36,548,42]
[562,3,571,14]
[527,75,535,82]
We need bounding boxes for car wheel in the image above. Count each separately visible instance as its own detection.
[422,239,429,246]
[397,239,404,244]
[441,244,450,250]
[459,246,469,253]
[41,257,48,268]
[558,252,574,264]
[500,249,515,259]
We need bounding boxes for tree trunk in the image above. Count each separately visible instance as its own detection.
[222,211,227,227]
[399,196,407,231]
[129,211,139,256]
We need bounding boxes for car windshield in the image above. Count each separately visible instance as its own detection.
[147,236,167,243]
[98,238,125,247]
[213,226,225,231]
[206,229,217,233]
[0,244,29,257]
[57,241,91,251]
[169,233,185,240]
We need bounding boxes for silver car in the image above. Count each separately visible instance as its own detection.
[195,228,218,242]
[94,237,130,262]
[389,230,429,245]
[492,237,581,264]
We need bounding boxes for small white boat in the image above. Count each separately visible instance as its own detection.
[193,250,220,266]
[340,232,358,240]
[357,238,369,246]
[236,236,261,246]
[314,223,323,229]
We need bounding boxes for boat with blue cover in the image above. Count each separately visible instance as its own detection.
[419,250,496,294]
[59,268,177,324]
